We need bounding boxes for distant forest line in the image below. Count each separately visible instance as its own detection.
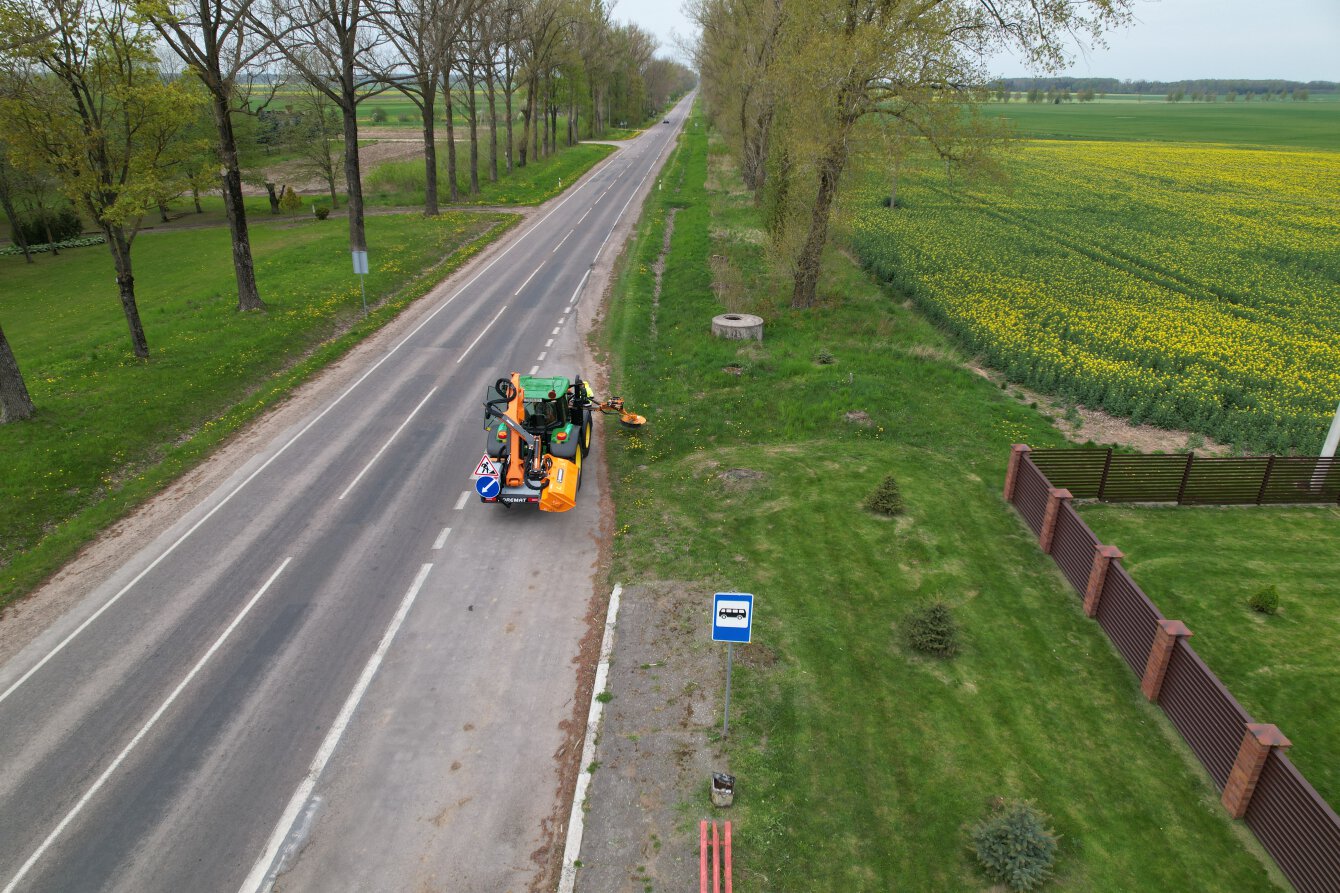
[993,77,1338,96]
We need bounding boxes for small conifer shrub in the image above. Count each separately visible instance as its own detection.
[970,799,1059,891]
[865,474,904,516]
[905,601,959,658]
[1248,584,1279,615]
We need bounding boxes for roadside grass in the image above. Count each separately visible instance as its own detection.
[1077,503,1340,810]
[980,99,1340,149]
[598,105,1283,890]
[364,141,615,206]
[0,211,516,607]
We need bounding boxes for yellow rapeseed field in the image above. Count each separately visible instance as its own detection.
[847,141,1340,452]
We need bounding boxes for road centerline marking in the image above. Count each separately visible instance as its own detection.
[432,528,451,550]
[514,261,545,296]
[552,229,574,253]
[457,307,508,364]
[453,491,470,511]
[238,563,434,893]
[337,388,438,501]
[2,558,294,893]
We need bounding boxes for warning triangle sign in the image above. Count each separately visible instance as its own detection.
[473,454,500,478]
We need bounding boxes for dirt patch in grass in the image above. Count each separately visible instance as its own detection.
[965,362,1233,455]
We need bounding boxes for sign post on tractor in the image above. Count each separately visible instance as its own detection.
[712,592,753,738]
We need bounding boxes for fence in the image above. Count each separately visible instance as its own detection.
[1027,447,1340,505]
[1004,445,1340,893]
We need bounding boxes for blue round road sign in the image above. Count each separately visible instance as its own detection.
[475,476,500,499]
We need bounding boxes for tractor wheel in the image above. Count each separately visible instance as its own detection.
[580,409,592,455]
[575,446,584,490]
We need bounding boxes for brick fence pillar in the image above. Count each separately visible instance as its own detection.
[1222,724,1291,819]
[1140,619,1192,702]
[1083,546,1124,617]
[1003,444,1031,502]
[1038,488,1072,554]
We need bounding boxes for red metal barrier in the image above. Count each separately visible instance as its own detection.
[699,820,708,893]
[724,822,733,893]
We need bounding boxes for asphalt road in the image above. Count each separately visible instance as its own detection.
[0,95,692,893]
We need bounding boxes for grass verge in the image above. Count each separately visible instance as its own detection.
[0,211,516,607]
[1078,503,1340,810]
[598,103,1285,890]
[364,142,615,207]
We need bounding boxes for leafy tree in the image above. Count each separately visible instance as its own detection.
[696,0,1133,308]
[135,0,271,311]
[0,0,205,358]
[0,139,34,262]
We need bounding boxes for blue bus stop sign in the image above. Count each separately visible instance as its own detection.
[712,593,754,644]
[475,475,500,499]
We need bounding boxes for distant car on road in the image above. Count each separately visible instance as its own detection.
[663,119,670,124]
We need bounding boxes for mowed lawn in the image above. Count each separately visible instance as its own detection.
[1078,503,1340,811]
[0,211,513,605]
[599,106,1284,891]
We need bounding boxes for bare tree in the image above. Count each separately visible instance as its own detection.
[368,0,476,214]
[137,0,270,310]
[245,0,386,255]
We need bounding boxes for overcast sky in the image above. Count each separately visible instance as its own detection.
[609,0,1340,82]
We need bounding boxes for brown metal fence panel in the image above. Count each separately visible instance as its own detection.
[1156,640,1253,788]
[1093,565,1162,674]
[1101,454,1190,501]
[1181,458,1271,505]
[1244,751,1340,893]
[1014,458,1048,534]
[1027,449,1109,498]
[1050,505,1098,594]
[1261,457,1340,505]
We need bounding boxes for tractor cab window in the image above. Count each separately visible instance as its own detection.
[525,398,563,431]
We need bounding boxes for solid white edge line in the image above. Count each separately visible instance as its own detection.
[568,271,591,308]
[432,528,451,550]
[337,388,438,500]
[556,582,623,893]
[514,261,545,297]
[453,491,470,511]
[0,141,608,707]
[238,562,433,893]
[456,307,508,364]
[3,558,294,893]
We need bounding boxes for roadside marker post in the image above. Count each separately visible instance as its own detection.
[712,593,753,738]
[352,250,369,316]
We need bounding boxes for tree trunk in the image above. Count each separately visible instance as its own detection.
[192,186,202,213]
[466,68,479,195]
[104,226,150,358]
[213,93,265,311]
[43,216,58,256]
[443,80,460,202]
[0,322,36,422]
[421,83,439,215]
[340,99,366,253]
[485,67,499,182]
[157,201,171,223]
[0,188,31,263]
[504,81,514,173]
[791,141,847,309]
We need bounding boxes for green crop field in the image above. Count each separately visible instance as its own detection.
[1078,503,1340,811]
[846,100,1340,453]
[981,98,1340,149]
[598,104,1285,891]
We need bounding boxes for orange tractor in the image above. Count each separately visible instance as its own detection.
[480,372,643,512]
